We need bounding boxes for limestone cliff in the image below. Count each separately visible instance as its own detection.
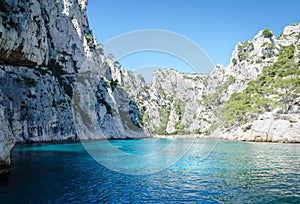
[132,69,211,134]
[219,23,300,142]
[0,0,145,173]
[132,23,300,142]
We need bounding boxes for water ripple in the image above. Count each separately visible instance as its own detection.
[0,140,299,203]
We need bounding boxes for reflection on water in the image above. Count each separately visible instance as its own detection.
[0,140,299,203]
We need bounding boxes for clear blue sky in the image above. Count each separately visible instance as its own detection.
[87,0,300,74]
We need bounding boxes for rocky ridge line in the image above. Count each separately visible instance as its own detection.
[132,23,300,142]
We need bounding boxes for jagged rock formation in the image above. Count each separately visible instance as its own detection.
[0,0,145,173]
[132,69,211,134]
[132,23,300,141]
[219,24,300,142]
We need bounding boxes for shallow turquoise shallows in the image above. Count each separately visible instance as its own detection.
[0,139,299,203]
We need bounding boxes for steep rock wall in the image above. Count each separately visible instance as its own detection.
[0,0,146,173]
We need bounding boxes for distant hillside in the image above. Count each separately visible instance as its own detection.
[130,23,300,142]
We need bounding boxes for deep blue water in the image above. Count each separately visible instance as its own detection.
[0,139,300,203]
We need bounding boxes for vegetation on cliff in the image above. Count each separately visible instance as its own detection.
[221,45,300,127]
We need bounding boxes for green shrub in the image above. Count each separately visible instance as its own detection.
[227,75,236,85]
[142,112,149,125]
[262,29,273,38]
[238,52,248,60]
[256,59,262,63]
[156,107,170,134]
[238,41,254,52]
[103,79,110,87]
[110,79,118,91]
[221,45,299,126]
[232,58,237,65]
[84,34,92,43]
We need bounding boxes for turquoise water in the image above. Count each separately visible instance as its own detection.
[0,139,300,203]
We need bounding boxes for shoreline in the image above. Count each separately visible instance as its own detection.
[13,134,300,146]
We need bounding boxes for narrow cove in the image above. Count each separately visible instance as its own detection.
[1,139,299,203]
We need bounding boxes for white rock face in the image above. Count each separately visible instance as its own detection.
[0,65,76,143]
[217,23,300,142]
[133,23,300,142]
[220,111,300,143]
[0,0,147,173]
[277,22,300,46]
[221,30,279,101]
[134,68,212,134]
[0,0,92,73]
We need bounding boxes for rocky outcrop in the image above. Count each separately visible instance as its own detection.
[73,73,145,140]
[218,23,300,142]
[0,65,76,142]
[0,0,146,173]
[220,110,300,143]
[0,0,92,73]
[131,23,300,142]
[138,69,212,134]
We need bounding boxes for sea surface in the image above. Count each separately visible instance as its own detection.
[0,139,299,203]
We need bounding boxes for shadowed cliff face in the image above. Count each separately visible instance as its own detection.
[0,0,146,173]
[0,103,14,174]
